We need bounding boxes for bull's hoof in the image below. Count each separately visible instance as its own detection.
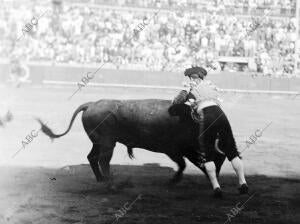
[168,174,182,186]
[96,176,104,182]
[105,183,118,193]
[103,176,111,182]
[167,179,179,187]
[238,183,249,194]
[213,187,223,199]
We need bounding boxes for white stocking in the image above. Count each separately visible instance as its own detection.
[204,161,220,190]
[231,156,246,185]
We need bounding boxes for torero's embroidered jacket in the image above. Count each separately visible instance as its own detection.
[172,80,221,106]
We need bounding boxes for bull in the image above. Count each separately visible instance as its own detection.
[37,99,226,184]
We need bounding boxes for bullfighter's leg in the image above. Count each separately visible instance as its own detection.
[198,108,223,198]
[87,145,102,182]
[218,118,248,194]
[167,154,186,185]
[185,153,209,178]
[204,161,222,198]
[186,149,224,198]
[231,157,248,194]
[197,140,223,198]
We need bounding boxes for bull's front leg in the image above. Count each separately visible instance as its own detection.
[167,154,186,185]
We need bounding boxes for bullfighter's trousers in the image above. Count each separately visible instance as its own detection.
[196,105,239,162]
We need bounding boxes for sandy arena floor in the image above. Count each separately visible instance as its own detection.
[0,85,299,223]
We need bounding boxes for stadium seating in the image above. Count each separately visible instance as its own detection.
[0,0,298,77]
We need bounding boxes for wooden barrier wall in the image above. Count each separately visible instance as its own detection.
[0,62,299,92]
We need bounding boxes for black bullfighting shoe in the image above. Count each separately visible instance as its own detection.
[238,183,249,194]
[213,187,223,199]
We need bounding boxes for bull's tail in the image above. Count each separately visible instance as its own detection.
[37,102,92,140]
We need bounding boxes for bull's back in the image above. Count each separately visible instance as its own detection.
[116,99,195,151]
[82,99,175,132]
[86,99,173,122]
[118,99,174,124]
[83,99,196,152]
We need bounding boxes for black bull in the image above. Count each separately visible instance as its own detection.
[38,99,226,183]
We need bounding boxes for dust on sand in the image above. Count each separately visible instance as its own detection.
[0,164,299,224]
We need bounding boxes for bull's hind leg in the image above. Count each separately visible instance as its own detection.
[167,154,186,185]
[87,145,103,182]
[98,145,114,181]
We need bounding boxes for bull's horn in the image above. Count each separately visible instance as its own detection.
[214,138,225,155]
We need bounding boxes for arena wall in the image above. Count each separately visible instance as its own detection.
[1,62,299,92]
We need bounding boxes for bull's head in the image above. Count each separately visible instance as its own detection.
[168,104,192,122]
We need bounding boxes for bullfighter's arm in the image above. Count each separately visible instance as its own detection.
[168,90,188,116]
[172,90,189,105]
[168,89,196,118]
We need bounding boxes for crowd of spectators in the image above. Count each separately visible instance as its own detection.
[0,0,298,77]
[67,0,296,17]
